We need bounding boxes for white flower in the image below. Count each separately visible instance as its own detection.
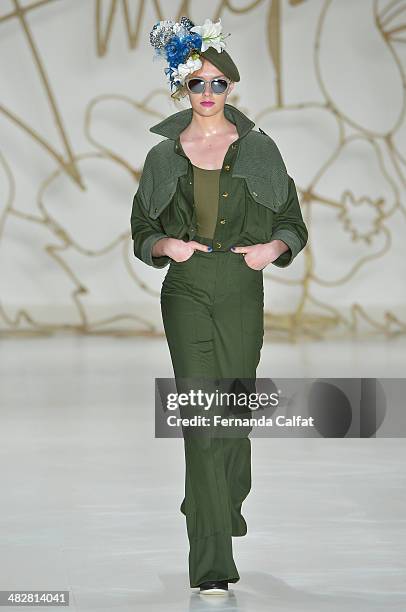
[190,18,227,53]
[172,56,202,84]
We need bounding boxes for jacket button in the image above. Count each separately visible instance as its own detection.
[154,207,158,212]
[222,192,229,197]
[224,164,230,171]
[216,242,222,248]
[189,181,192,185]
[220,219,226,224]
[252,191,258,197]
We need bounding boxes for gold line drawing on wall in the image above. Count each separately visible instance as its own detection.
[0,0,405,338]
[1,0,84,187]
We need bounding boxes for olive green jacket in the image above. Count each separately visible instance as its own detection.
[130,103,308,269]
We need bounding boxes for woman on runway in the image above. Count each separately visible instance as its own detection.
[130,16,308,596]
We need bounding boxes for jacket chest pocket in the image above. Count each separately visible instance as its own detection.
[148,180,178,220]
[244,176,283,213]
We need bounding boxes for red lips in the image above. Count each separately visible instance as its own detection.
[201,101,214,106]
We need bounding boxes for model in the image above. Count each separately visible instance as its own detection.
[130,16,308,596]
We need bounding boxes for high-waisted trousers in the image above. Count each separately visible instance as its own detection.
[160,247,264,588]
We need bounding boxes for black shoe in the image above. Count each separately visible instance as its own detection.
[199,580,229,595]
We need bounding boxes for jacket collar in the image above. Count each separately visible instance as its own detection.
[149,103,255,141]
[146,103,289,211]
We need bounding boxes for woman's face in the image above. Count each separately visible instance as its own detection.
[186,59,234,116]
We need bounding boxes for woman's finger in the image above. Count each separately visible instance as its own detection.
[188,241,212,252]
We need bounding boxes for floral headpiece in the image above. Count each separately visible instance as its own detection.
[149,16,231,90]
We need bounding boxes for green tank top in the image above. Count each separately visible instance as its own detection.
[192,164,221,239]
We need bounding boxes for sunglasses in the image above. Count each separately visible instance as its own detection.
[185,77,231,95]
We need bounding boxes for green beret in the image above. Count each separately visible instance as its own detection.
[199,46,240,82]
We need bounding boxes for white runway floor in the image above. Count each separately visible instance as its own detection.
[0,335,405,611]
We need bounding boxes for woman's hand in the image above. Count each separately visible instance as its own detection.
[230,240,290,270]
[154,237,211,262]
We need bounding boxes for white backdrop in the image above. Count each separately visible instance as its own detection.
[1,0,405,337]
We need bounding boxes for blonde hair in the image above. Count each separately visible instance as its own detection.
[170,83,189,104]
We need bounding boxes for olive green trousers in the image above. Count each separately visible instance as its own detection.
[160,248,264,588]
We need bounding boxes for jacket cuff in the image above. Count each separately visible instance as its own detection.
[269,229,303,268]
[139,233,171,269]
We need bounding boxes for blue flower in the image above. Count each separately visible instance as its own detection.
[165,33,202,69]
